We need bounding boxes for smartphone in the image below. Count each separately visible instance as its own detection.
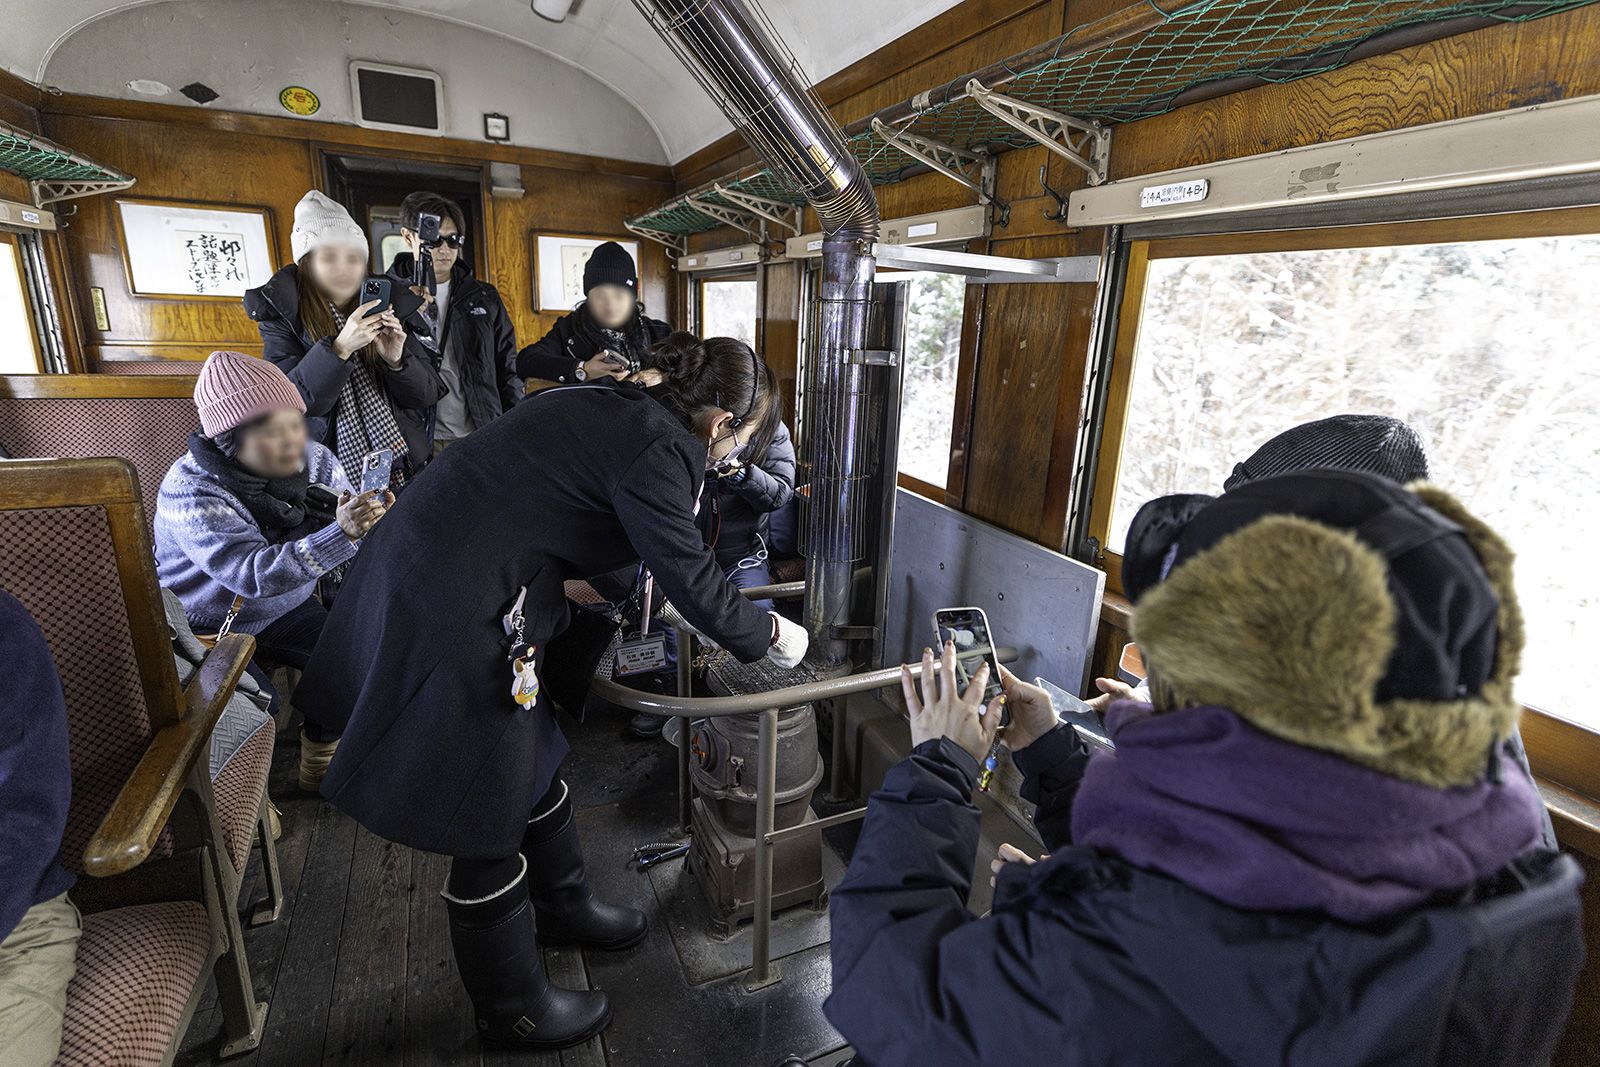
[932,606,1008,727]
[359,448,395,495]
[360,277,392,316]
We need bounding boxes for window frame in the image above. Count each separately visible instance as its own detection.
[693,270,760,346]
[0,230,45,374]
[1084,204,1600,799]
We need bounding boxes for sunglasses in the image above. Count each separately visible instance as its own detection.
[433,233,467,249]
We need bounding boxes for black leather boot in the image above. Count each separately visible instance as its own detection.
[523,782,649,950]
[443,856,611,1049]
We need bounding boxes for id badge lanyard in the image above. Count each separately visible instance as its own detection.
[614,564,670,677]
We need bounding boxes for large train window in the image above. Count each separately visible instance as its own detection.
[698,275,758,347]
[893,271,965,491]
[1091,210,1600,731]
[0,231,44,373]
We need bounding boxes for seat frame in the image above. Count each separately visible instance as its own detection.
[0,458,273,1060]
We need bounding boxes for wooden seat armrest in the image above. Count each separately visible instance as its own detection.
[83,633,256,877]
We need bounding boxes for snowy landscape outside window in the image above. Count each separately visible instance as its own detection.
[700,278,758,347]
[893,272,965,490]
[1107,233,1600,728]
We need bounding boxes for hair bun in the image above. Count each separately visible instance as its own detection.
[651,331,707,383]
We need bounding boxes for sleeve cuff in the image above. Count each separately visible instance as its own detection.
[911,737,982,795]
[301,521,359,574]
[1011,724,1084,780]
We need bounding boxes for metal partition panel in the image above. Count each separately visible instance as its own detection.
[884,489,1104,691]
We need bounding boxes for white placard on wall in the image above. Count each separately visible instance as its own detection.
[533,234,639,312]
[116,200,276,299]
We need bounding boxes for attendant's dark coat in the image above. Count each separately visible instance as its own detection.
[826,730,1586,1067]
[295,382,774,858]
[244,264,445,475]
[386,253,522,427]
[515,304,672,384]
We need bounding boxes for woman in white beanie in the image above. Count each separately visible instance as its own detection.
[245,190,444,485]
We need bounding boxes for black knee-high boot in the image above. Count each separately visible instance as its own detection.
[443,856,611,1049]
[522,781,649,950]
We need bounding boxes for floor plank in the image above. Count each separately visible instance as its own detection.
[403,849,480,1067]
[321,826,413,1064]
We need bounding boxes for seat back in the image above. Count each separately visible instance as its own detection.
[0,459,185,874]
[0,375,199,538]
[96,360,205,377]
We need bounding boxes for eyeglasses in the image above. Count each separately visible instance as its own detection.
[434,233,467,249]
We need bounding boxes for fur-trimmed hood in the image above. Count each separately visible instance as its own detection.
[1128,473,1522,788]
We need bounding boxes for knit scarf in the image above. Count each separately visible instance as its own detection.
[329,302,408,487]
[1072,700,1546,923]
[576,304,651,369]
[188,432,334,543]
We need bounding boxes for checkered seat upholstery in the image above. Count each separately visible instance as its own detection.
[53,902,213,1067]
[0,376,199,539]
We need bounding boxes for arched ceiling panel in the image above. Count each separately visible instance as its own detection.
[12,0,967,162]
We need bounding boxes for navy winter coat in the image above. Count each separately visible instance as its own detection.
[244,264,445,476]
[294,382,775,859]
[826,730,1586,1067]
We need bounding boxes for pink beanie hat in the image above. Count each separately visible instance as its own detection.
[194,350,306,437]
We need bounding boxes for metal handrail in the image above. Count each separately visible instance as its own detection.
[589,645,1019,718]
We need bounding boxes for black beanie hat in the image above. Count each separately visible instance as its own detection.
[1224,414,1429,491]
[1122,469,1522,787]
[583,241,638,296]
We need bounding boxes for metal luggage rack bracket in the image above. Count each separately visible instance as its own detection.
[589,578,1015,990]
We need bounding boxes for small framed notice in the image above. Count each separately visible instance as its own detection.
[1139,178,1210,209]
[114,199,276,299]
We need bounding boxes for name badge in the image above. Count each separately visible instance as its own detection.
[614,631,669,677]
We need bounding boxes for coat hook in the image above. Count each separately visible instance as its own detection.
[1039,164,1069,222]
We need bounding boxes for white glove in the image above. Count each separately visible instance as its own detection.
[766,611,808,669]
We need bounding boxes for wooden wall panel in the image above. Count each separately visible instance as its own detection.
[34,103,673,369]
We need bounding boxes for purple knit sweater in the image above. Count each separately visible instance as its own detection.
[154,441,357,634]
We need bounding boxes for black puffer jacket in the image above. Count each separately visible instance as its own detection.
[244,264,444,476]
[386,254,521,429]
[515,303,671,385]
[698,421,796,570]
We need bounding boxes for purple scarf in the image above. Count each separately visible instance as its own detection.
[1072,701,1545,922]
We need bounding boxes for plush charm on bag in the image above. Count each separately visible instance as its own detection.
[511,650,541,707]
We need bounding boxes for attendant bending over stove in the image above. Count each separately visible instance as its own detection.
[294,332,809,1051]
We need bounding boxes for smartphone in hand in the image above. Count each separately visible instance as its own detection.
[359,448,395,495]
[932,606,1009,727]
[361,277,393,316]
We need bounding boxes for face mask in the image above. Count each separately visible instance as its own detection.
[706,427,748,473]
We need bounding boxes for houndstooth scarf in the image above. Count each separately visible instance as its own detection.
[330,302,408,487]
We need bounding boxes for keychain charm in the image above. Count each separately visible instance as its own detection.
[977,739,1001,793]
[511,649,541,707]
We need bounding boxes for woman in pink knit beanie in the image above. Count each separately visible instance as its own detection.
[154,350,392,790]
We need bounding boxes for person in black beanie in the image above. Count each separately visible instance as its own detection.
[515,241,671,387]
[1224,413,1429,490]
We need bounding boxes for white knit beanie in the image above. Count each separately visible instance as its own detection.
[291,190,368,262]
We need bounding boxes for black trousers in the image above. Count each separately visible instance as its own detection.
[447,773,567,898]
[245,598,337,741]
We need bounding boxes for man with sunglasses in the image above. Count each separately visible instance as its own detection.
[389,192,522,452]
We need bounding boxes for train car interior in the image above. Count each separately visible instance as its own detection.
[1,1,1598,1065]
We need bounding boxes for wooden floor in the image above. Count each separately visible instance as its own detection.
[177,701,855,1067]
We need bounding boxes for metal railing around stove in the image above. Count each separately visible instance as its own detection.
[589,580,1016,988]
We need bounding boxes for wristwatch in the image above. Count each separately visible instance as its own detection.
[573,360,588,383]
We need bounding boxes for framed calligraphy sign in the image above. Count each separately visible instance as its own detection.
[114,199,277,300]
